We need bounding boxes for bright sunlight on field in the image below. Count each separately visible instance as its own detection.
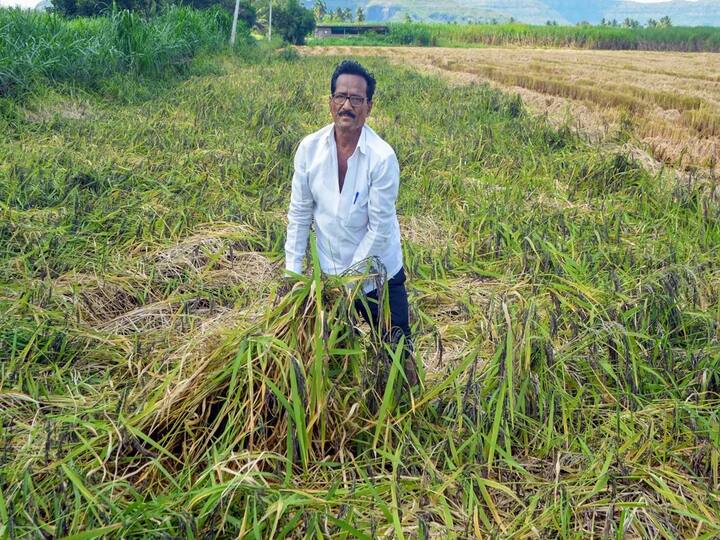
[305,46,720,177]
[2,45,719,538]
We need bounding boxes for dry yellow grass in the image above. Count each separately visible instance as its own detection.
[303,46,720,175]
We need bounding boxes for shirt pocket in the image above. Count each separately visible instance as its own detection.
[343,186,369,228]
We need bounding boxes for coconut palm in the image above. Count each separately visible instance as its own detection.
[313,0,327,22]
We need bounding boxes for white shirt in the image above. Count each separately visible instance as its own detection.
[284,123,403,292]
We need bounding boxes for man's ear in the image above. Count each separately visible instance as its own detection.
[367,100,373,116]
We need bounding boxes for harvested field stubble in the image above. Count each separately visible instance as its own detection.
[1,54,719,538]
[304,46,720,176]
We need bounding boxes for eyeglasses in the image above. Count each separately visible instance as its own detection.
[331,93,368,107]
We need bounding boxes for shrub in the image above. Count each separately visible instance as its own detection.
[0,6,241,98]
[270,0,315,45]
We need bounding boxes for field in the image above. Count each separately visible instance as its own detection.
[304,46,720,176]
[2,43,720,539]
[307,23,720,52]
[0,7,248,99]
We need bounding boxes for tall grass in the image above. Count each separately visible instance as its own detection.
[309,22,720,51]
[0,6,242,97]
[1,53,719,537]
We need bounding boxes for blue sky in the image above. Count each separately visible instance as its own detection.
[0,0,708,13]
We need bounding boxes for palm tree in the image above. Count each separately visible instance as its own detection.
[356,6,364,23]
[313,0,326,22]
[622,17,639,29]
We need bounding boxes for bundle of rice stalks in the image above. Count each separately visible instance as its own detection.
[99,299,232,335]
[54,272,152,324]
[144,223,259,280]
[123,247,406,478]
[400,214,450,249]
[185,254,278,292]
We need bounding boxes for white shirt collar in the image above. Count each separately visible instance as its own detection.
[324,124,368,156]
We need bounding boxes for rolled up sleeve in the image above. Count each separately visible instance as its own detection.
[350,152,400,267]
[284,144,314,274]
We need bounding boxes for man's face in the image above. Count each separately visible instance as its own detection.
[330,74,372,133]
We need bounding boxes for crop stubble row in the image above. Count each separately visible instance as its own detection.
[304,46,720,175]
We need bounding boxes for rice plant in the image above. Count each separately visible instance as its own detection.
[307,45,719,174]
[1,51,719,538]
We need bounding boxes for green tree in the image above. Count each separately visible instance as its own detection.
[356,6,364,23]
[190,0,255,23]
[659,16,672,27]
[51,0,155,17]
[52,0,118,17]
[51,0,254,20]
[271,0,315,44]
[342,7,352,22]
[50,0,79,16]
[647,18,658,28]
[312,0,326,21]
[622,17,640,28]
[334,7,343,21]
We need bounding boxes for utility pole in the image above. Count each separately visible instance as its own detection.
[230,0,241,45]
[268,1,272,41]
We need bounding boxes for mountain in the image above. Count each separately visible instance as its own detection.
[311,1,720,26]
[544,0,720,25]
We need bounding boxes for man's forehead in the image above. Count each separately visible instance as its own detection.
[335,74,368,94]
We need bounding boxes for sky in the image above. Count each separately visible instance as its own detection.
[0,0,708,11]
[1,0,41,7]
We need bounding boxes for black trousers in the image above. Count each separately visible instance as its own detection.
[353,268,411,339]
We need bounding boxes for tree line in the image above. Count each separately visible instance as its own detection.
[311,0,365,23]
[49,0,315,44]
[546,16,673,28]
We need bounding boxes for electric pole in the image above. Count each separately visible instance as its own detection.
[268,1,272,41]
[230,0,241,44]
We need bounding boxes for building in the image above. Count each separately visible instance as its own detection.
[313,25,390,39]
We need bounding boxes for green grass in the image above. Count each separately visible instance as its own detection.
[308,22,720,51]
[1,51,719,537]
[0,6,248,99]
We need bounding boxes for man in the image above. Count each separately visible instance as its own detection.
[284,60,416,383]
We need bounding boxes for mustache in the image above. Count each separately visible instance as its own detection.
[339,111,356,118]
